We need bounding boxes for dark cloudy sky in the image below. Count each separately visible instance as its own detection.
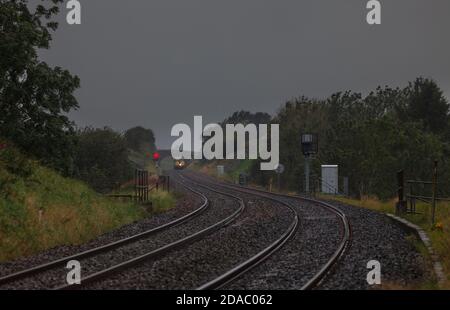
[39,0,450,149]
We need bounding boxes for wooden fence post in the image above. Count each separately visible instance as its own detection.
[396,170,407,215]
[431,160,438,226]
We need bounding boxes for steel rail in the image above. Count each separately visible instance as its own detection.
[188,173,351,290]
[56,177,246,290]
[179,175,299,290]
[298,197,351,289]
[0,176,209,286]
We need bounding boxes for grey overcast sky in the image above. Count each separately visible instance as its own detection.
[39,0,450,149]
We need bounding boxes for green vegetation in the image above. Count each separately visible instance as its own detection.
[125,126,157,173]
[0,141,145,262]
[124,126,156,155]
[0,2,158,193]
[74,127,133,193]
[199,78,450,288]
[232,78,450,200]
[111,180,177,215]
[0,0,80,174]
[228,160,254,181]
[148,191,177,214]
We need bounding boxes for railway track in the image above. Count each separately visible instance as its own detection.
[0,176,210,287]
[0,175,245,289]
[73,174,298,290]
[182,172,350,290]
[57,176,247,290]
[0,172,350,290]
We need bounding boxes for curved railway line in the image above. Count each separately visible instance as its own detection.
[182,172,350,290]
[0,171,353,290]
[0,176,210,287]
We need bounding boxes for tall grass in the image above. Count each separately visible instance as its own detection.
[0,144,145,262]
[148,191,176,214]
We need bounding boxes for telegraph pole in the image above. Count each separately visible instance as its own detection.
[304,157,310,193]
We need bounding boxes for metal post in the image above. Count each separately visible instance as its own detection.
[145,171,148,202]
[139,171,142,202]
[277,173,281,192]
[305,157,310,194]
[141,171,144,202]
[409,182,413,213]
[343,177,349,196]
[137,170,140,202]
[134,169,137,202]
[396,170,406,215]
[431,160,438,225]
[398,170,404,201]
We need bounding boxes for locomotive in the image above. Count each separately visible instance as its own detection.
[174,159,186,170]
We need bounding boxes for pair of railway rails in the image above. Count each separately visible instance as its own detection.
[0,172,351,290]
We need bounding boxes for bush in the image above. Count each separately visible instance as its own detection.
[73,127,133,193]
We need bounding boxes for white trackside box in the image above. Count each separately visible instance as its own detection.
[217,165,225,176]
[321,165,338,194]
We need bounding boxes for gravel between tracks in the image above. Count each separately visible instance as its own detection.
[185,173,429,290]
[0,173,430,290]
[226,192,429,290]
[317,200,430,289]
[83,181,295,289]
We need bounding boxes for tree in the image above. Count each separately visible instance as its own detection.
[124,126,156,153]
[74,127,132,193]
[406,77,449,136]
[221,111,271,127]
[0,0,80,173]
[266,80,448,199]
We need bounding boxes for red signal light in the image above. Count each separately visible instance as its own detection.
[152,152,160,161]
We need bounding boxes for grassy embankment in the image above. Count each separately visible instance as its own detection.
[0,142,175,262]
[111,182,177,215]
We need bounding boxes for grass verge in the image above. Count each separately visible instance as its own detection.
[0,143,146,262]
[148,190,177,214]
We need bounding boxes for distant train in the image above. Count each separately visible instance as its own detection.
[174,159,186,170]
